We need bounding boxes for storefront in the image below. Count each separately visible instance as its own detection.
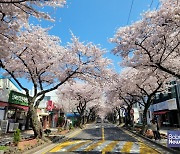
[47,101,60,128]
[6,90,29,132]
[37,109,49,129]
[152,98,179,127]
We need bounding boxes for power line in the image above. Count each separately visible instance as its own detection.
[127,0,134,25]
[149,0,154,8]
[156,2,160,10]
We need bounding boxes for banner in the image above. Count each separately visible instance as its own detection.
[167,131,180,147]
[46,100,54,111]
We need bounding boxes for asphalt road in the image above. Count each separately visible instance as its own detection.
[44,122,162,154]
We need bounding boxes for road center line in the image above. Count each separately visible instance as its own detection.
[102,126,105,141]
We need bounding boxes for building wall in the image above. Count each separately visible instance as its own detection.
[0,78,23,122]
[133,107,139,123]
[0,78,20,102]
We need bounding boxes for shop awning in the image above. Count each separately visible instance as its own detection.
[0,102,8,107]
[66,113,80,118]
[154,111,169,115]
[38,113,49,116]
[9,104,29,111]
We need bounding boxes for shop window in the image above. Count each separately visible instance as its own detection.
[155,93,159,100]
[7,110,16,122]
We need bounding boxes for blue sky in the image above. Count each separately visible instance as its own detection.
[31,0,159,72]
[1,0,160,90]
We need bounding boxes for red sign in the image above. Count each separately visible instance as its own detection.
[46,100,53,111]
[130,109,134,115]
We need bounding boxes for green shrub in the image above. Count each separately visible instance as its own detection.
[13,128,21,145]
[58,127,63,132]
[69,123,73,130]
[57,116,65,127]
[73,120,78,127]
[0,146,8,150]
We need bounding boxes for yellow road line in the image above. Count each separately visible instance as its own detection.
[102,141,119,153]
[84,140,104,151]
[102,126,105,141]
[139,142,159,154]
[67,140,90,152]
[121,141,133,153]
[49,140,81,152]
[43,129,83,153]
[121,128,161,154]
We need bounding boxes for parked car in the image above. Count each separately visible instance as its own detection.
[96,118,102,123]
[103,119,108,123]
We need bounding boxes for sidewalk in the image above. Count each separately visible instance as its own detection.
[118,123,180,151]
[159,126,180,135]
[0,129,34,146]
[0,127,83,153]
[157,127,180,147]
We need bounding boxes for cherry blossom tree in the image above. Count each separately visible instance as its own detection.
[0,26,111,138]
[57,81,103,127]
[121,68,169,131]
[111,0,180,79]
[106,97,125,125]
[106,73,139,126]
[106,66,169,130]
[106,83,124,124]
[0,0,66,58]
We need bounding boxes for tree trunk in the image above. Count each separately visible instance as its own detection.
[25,111,31,130]
[29,104,44,139]
[141,106,148,134]
[82,115,85,124]
[87,114,90,123]
[118,110,121,125]
[87,112,92,123]
[78,116,83,128]
[126,106,132,126]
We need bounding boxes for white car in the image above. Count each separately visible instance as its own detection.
[96,118,102,123]
[103,119,108,123]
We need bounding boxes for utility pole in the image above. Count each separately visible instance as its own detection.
[174,81,180,128]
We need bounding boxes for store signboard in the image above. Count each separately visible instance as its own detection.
[153,101,168,111]
[8,91,28,106]
[47,100,54,111]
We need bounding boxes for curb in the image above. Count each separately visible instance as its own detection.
[24,134,68,154]
[24,127,83,154]
[24,136,67,154]
[121,127,179,154]
[23,140,52,154]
